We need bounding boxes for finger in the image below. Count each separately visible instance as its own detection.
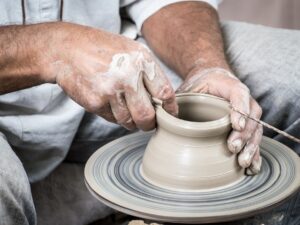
[230,83,251,131]
[110,92,136,130]
[238,143,258,168]
[238,124,263,168]
[227,132,245,154]
[245,124,263,174]
[125,75,156,131]
[228,98,262,153]
[246,149,262,175]
[95,103,116,123]
[142,61,178,117]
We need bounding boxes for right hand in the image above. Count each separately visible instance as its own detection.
[177,67,263,175]
[39,22,178,131]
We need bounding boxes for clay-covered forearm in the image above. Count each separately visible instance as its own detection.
[0,23,60,94]
[142,1,230,79]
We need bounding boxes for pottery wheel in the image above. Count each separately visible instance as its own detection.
[84,132,300,224]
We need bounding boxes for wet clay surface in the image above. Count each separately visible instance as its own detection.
[142,94,244,191]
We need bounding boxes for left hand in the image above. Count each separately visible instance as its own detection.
[177,67,263,175]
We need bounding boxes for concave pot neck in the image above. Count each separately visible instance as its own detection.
[155,93,231,138]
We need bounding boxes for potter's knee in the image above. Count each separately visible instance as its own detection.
[0,151,36,225]
[0,147,29,192]
[0,163,29,194]
[268,80,299,110]
[0,169,36,225]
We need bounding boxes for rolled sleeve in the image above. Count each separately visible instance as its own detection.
[126,0,221,32]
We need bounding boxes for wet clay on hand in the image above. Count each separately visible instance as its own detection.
[177,67,263,175]
[41,23,177,131]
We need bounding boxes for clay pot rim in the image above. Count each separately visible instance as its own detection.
[156,93,231,136]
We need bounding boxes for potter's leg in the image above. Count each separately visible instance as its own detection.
[31,114,119,225]
[62,115,130,224]
[0,133,36,225]
[221,21,300,225]
[31,163,114,225]
[67,113,131,162]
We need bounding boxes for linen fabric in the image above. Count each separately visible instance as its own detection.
[0,1,299,225]
[2,21,300,225]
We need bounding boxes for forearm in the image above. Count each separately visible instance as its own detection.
[142,1,230,79]
[0,23,61,94]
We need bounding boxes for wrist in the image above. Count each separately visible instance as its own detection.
[184,66,237,83]
[185,59,233,80]
[0,22,76,94]
[34,22,71,83]
[177,66,239,94]
[0,25,44,83]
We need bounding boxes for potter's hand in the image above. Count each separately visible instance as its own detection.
[177,67,263,175]
[41,22,177,131]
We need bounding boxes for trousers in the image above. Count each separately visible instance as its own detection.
[0,21,299,225]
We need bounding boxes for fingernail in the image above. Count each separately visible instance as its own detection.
[230,139,243,153]
[239,116,246,130]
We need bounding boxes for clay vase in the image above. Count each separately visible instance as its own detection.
[141,93,244,191]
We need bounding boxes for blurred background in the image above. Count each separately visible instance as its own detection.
[219,0,300,30]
